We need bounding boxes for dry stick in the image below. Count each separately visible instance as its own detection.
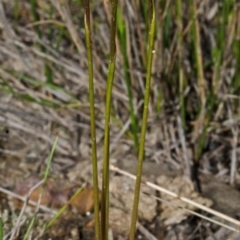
[3,219,26,240]
[24,0,123,101]
[110,165,240,229]
[0,0,28,71]
[169,0,208,66]
[143,192,238,233]
[137,222,158,240]
[3,118,68,155]
[8,39,128,102]
[11,40,87,79]
[8,180,44,240]
[55,0,110,92]
[177,116,191,178]
[0,59,68,103]
[110,101,143,153]
[0,0,15,36]
[131,0,148,68]
[26,20,65,28]
[226,99,238,186]
[50,0,85,54]
[230,128,238,185]
[6,38,128,102]
[160,0,172,21]
[182,0,209,36]
[0,187,56,214]
[0,100,89,132]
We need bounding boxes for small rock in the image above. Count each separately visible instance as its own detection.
[109,175,157,229]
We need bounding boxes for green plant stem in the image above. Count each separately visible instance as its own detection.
[14,0,19,29]
[84,0,101,240]
[101,0,118,239]
[191,0,207,162]
[23,215,36,240]
[191,0,205,107]
[22,137,58,240]
[129,0,155,239]
[45,187,83,230]
[212,0,231,94]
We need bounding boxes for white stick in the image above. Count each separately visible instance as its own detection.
[110,164,240,228]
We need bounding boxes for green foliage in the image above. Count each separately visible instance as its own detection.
[101,0,118,238]
[84,0,101,238]
[45,187,83,230]
[23,215,37,240]
[23,137,58,239]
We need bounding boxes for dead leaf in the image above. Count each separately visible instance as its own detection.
[14,176,70,209]
[70,187,101,214]
[13,176,53,209]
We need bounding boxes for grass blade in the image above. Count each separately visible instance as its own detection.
[22,215,36,240]
[84,0,101,239]
[22,137,58,239]
[45,187,83,230]
[129,0,156,238]
[101,0,118,239]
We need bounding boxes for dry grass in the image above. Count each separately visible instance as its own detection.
[0,0,240,239]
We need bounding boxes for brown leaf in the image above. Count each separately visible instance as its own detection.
[13,176,53,209]
[70,188,101,215]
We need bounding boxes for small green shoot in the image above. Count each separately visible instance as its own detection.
[45,187,83,230]
[23,215,37,240]
[22,137,58,239]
